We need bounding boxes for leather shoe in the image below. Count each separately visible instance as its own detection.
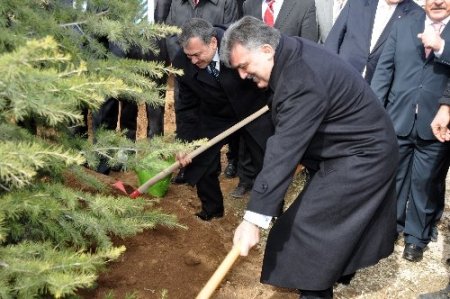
[195,210,224,221]
[403,243,423,262]
[431,225,438,242]
[224,162,237,178]
[172,167,186,184]
[230,184,252,198]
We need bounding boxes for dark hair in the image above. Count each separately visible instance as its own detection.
[178,18,217,47]
[220,16,281,67]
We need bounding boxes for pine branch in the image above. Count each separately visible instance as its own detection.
[0,241,125,298]
[0,141,84,189]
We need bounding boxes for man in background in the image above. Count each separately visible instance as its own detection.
[325,0,421,84]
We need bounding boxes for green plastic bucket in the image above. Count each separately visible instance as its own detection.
[135,156,174,197]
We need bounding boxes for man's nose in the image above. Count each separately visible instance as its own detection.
[191,57,198,64]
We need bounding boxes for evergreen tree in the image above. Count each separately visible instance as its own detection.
[0,1,189,297]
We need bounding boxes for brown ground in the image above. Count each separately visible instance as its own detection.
[77,77,450,299]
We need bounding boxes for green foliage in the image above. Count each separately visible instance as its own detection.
[0,1,189,298]
[76,129,207,172]
[0,241,125,299]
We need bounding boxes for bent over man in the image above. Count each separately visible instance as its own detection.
[220,16,399,298]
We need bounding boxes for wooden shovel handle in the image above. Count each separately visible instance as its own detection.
[132,105,270,198]
[196,245,241,299]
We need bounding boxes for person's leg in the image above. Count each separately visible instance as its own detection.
[146,104,164,138]
[396,134,415,235]
[224,133,239,178]
[230,135,259,198]
[119,100,138,140]
[299,287,333,299]
[195,153,224,220]
[403,137,450,261]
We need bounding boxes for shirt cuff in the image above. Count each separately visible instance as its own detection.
[243,210,272,229]
[435,40,445,57]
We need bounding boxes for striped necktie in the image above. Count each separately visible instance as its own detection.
[208,61,220,80]
[264,0,275,27]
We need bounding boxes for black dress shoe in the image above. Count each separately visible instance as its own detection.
[172,167,186,184]
[230,183,252,198]
[195,210,224,221]
[224,162,237,178]
[403,243,423,262]
[431,225,439,242]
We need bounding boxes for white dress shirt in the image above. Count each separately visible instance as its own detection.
[370,0,398,53]
[332,0,348,24]
[362,0,397,77]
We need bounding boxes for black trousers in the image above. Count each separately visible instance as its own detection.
[299,287,333,299]
[196,152,224,215]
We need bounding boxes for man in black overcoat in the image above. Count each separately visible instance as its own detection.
[219,16,399,298]
[174,18,273,220]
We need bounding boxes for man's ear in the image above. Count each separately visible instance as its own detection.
[261,44,275,59]
[210,36,218,48]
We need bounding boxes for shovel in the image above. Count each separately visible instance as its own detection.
[196,244,241,299]
[113,105,270,199]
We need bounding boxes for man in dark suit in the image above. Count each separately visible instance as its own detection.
[219,16,398,298]
[325,0,421,84]
[242,0,318,41]
[164,0,240,184]
[371,1,450,262]
[174,18,273,221]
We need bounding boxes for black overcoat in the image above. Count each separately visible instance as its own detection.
[247,36,399,290]
[172,28,274,184]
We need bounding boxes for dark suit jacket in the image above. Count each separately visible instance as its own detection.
[247,36,398,290]
[172,28,274,183]
[324,0,421,83]
[440,78,450,105]
[165,0,239,61]
[371,11,450,140]
[242,0,318,41]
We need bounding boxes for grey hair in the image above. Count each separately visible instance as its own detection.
[178,18,217,48]
[220,16,281,67]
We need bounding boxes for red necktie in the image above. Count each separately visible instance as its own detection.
[264,0,275,27]
[425,22,444,58]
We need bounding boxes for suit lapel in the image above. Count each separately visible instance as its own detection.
[410,13,426,60]
[370,2,408,54]
[363,0,378,50]
[246,0,262,20]
[195,67,220,87]
[274,0,294,29]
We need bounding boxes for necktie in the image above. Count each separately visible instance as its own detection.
[264,0,275,27]
[208,61,220,80]
[425,22,444,58]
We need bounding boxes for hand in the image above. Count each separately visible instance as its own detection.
[431,105,450,142]
[418,26,444,52]
[233,220,260,256]
[175,152,192,167]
